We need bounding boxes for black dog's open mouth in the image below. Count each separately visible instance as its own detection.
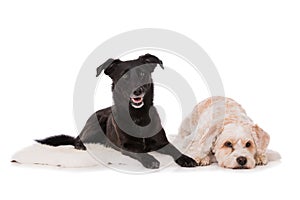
[130,95,144,108]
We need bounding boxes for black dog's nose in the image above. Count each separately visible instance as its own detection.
[133,87,144,96]
[236,156,247,166]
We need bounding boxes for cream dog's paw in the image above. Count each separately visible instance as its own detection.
[255,154,268,165]
[195,155,211,166]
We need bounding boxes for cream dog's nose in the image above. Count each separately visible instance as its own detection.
[236,156,247,166]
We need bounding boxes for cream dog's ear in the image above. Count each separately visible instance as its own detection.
[252,124,270,165]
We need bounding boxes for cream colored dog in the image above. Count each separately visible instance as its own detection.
[177,96,270,169]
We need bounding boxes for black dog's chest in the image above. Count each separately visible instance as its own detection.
[130,109,151,126]
[122,136,156,152]
[132,117,151,128]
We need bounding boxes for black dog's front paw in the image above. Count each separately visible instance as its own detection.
[175,154,198,167]
[141,155,160,169]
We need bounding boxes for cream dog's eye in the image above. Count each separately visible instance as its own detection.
[245,141,251,148]
[224,141,233,148]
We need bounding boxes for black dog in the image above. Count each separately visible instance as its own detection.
[37,54,197,169]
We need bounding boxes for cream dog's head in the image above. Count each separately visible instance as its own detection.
[212,123,269,169]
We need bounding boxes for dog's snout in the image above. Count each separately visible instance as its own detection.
[133,87,144,96]
[236,156,247,166]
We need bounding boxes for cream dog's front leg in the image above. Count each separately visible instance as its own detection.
[186,125,220,166]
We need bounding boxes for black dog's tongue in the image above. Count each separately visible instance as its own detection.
[131,97,143,104]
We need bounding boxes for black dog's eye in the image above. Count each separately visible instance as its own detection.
[224,141,233,148]
[139,71,145,78]
[245,141,251,148]
[122,73,129,79]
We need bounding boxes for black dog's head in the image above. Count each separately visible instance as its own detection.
[96,54,164,109]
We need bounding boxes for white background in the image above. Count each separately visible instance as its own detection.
[0,0,299,199]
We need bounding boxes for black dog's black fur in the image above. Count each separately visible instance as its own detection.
[37,54,197,169]
[36,135,75,146]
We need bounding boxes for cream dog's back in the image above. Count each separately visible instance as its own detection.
[179,97,249,138]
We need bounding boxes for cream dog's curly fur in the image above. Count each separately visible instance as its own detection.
[177,96,270,169]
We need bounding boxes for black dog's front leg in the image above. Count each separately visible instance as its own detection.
[121,150,160,169]
[157,143,198,167]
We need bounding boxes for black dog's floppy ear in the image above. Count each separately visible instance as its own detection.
[96,58,115,77]
[139,53,164,69]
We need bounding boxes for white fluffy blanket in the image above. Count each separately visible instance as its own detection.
[11,143,178,172]
[12,139,281,171]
